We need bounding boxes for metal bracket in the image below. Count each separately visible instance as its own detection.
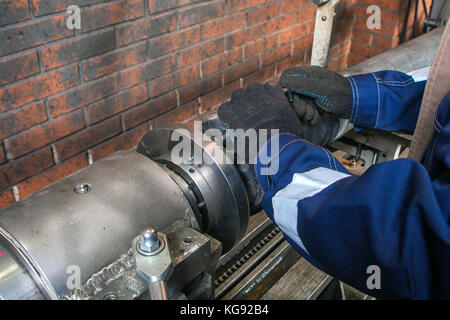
[132,232,173,299]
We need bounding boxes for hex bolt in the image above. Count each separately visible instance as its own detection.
[139,228,160,253]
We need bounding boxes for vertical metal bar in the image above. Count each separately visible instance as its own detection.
[310,0,340,67]
[148,280,169,300]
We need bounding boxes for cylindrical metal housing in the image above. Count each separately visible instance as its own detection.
[0,151,195,299]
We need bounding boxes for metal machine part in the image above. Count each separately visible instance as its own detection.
[0,151,203,299]
[133,230,173,300]
[62,227,220,300]
[0,243,43,300]
[137,123,249,253]
[0,129,247,300]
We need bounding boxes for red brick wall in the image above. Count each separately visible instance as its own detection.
[0,0,431,208]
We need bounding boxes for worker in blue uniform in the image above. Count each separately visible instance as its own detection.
[217,66,450,299]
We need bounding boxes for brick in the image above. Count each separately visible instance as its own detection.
[354,17,401,37]
[0,65,80,111]
[0,0,30,26]
[80,0,144,33]
[0,146,5,165]
[90,125,149,162]
[340,40,352,56]
[0,170,8,190]
[327,54,347,72]
[200,81,240,111]
[7,111,85,159]
[224,57,260,84]
[120,54,177,89]
[41,29,115,71]
[265,13,296,35]
[48,74,118,118]
[122,92,177,129]
[0,14,72,57]
[327,45,340,61]
[336,17,353,32]
[202,48,243,76]
[150,65,200,97]
[279,22,312,45]
[179,74,222,105]
[17,154,88,199]
[1,148,54,186]
[292,34,313,54]
[346,52,367,67]
[368,46,386,58]
[226,0,266,14]
[148,0,203,14]
[55,117,122,161]
[201,13,245,40]
[149,26,201,59]
[247,3,281,26]
[0,190,15,209]
[296,5,316,22]
[352,29,372,44]
[87,84,148,124]
[283,0,310,13]
[331,27,352,47]
[153,100,199,128]
[225,26,263,50]
[245,35,278,58]
[276,52,305,75]
[350,41,371,57]
[82,43,146,81]
[372,34,399,49]
[31,0,103,16]
[179,1,224,29]
[0,51,40,86]
[117,14,177,47]
[242,64,276,87]
[179,39,224,68]
[261,44,290,67]
[358,0,407,12]
[0,102,47,140]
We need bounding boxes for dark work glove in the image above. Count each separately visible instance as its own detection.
[279,66,353,119]
[217,82,302,213]
[218,82,302,137]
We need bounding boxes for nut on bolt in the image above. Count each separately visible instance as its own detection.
[133,231,173,283]
[139,228,160,253]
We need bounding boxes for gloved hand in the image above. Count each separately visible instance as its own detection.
[218,82,302,138]
[279,66,353,119]
[217,82,302,212]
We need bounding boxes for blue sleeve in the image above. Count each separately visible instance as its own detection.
[255,133,450,299]
[348,70,426,132]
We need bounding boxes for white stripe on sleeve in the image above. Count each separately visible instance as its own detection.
[407,66,430,82]
[272,167,350,254]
